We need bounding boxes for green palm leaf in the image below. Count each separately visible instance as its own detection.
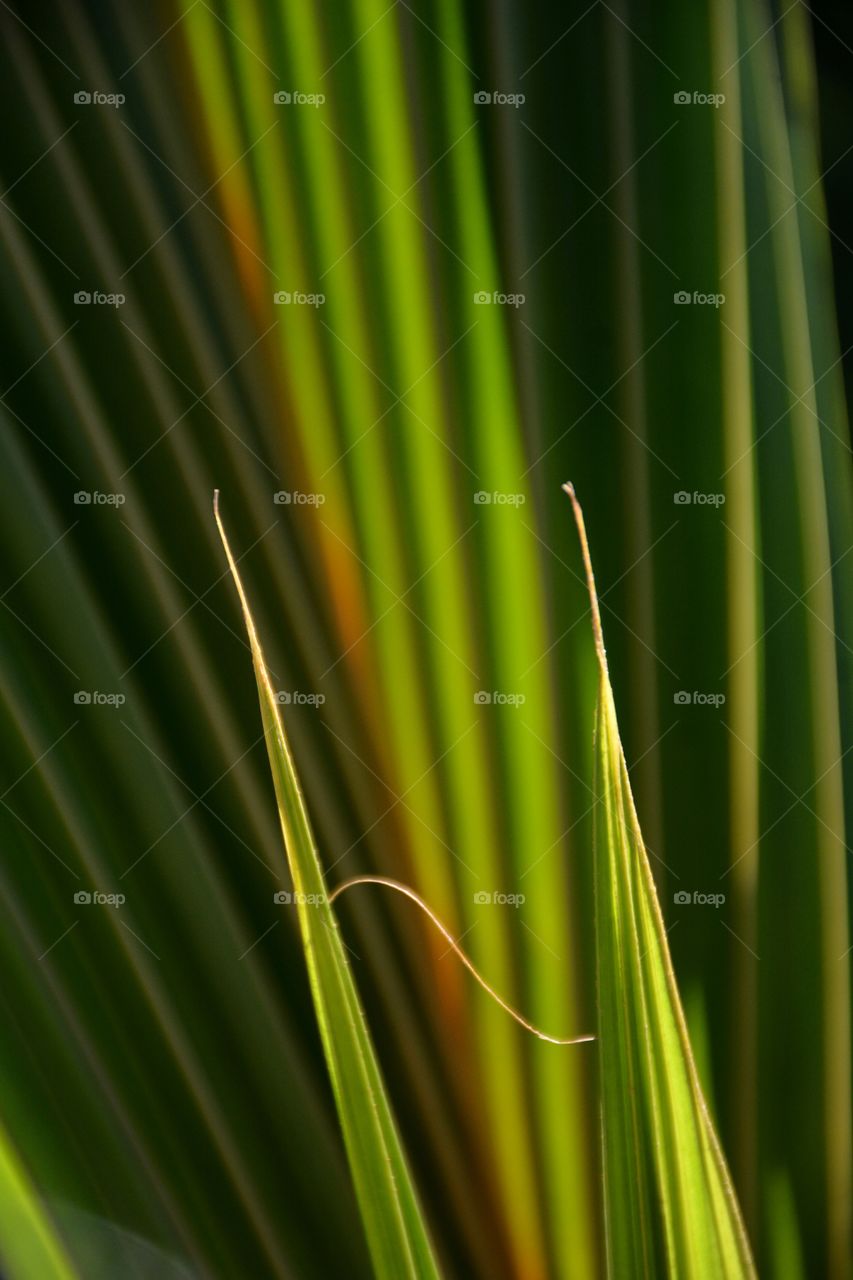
[0,1126,76,1280]
[215,493,440,1280]
[565,485,755,1279]
[0,3,850,1276]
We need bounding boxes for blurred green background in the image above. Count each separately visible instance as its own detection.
[0,1,850,1276]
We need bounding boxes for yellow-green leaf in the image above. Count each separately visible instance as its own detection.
[215,494,441,1280]
[565,484,756,1280]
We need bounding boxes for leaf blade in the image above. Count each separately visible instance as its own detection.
[215,495,441,1280]
[0,1124,77,1280]
[567,484,756,1279]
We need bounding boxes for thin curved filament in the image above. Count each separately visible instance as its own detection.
[329,876,595,1047]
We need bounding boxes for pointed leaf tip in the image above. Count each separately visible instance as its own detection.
[562,483,607,668]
